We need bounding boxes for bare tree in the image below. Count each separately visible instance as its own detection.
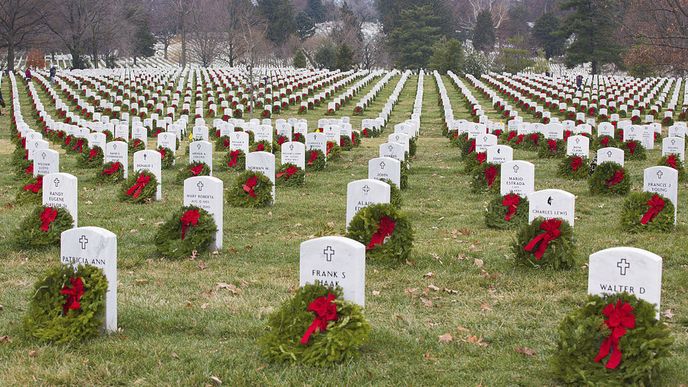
[454,0,508,30]
[150,0,178,60]
[0,0,47,70]
[44,0,104,69]
[171,0,194,66]
[220,0,253,66]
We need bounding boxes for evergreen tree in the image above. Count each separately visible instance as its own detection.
[296,11,316,41]
[306,0,327,23]
[428,37,464,74]
[497,36,534,73]
[388,5,445,69]
[376,0,453,37]
[314,43,337,69]
[257,0,296,45]
[335,44,354,70]
[472,10,496,52]
[293,50,307,68]
[532,13,566,59]
[559,0,624,74]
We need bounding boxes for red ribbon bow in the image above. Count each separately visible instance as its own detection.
[507,131,517,141]
[23,175,43,193]
[605,170,625,188]
[484,165,497,188]
[600,137,610,147]
[502,194,521,221]
[570,156,583,171]
[547,139,558,152]
[180,209,200,240]
[277,136,287,145]
[277,165,298,179]
[594,300,636,369]
[666,154,677,169]
[529,133,540,145]
[640,194,666,225]
[158,148,167,159]
[307,150,319,165]
[515,134,525,144]
[476,152,486,165]
[467,139,475,154]
[39,207,58,232]
[228,150,241,167]
[25,163,34,175]
[223,138,230,148]
[367,216,396,250]
[300,293,338,345]
[243,175,258,198]
[626,141,637,154]
[256,143,265,151]
[126,174,151,198]
[103,162,121,175]
[88,148,99,160]
[523,219,562,260]
[190,163,205,176]
[60,277,85,315]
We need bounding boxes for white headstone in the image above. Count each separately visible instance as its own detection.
[60,227,117,332]
[300,236,366,306]
[183,176,223,250]
[246,151,275,201]
[189,140,213,174]
[486,145,513,165]
[528,189,576,226]
[597,147,625,167]
[644,166,678,223]
[33,149,60,177]
[368,157,401,189]
[105,141,129,178]
[133,150,162,200]
[281,141,306,170]
[500,161,534,197]
[306,132,327,157]
[346,179,391,228]
[566,135,590,158]
[379,142,406,162]
[229,131,249,154]
[661,137,685,161]
[475,133,498,153]
[42,172,78,226]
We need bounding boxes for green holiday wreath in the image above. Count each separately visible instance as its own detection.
[119,170,157,203]
[538,139,565,158]
[658,154,686,181]
[15,206,74,249]
[158,146,175,169]
[305,149,326,171]
[351,131,361,146]
[224,149,246,171]
[24,264,108,344]
[622,140,647,161]
[16,175,43,205]
[346,203,414,262]
[559,155,590,179]
[512,217,576,269]
[379,178,402,209]
[227,170,273,208]
[409,137,417,157]
[523,133,544,151]
[176,161,210,183]
[484,193,528,229]
[77,146,104,168]
[589,162,630,196]
[250,140,272,153]
[128,138,146,153]
[259,282,370,366]
[339,136,353,151]
[463,152,487,174]
[471,162,500,193]
[276,163,305,187]
[400,161,410,190]
[620,192,675,233]
[216,135,231,151]
[326,141,341,161]
[552,293,673,386]
[593,135,617,150]
[460,137,476,159]
[154,205,218,259]
[96,161,125,183]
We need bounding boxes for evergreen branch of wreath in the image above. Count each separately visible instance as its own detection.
[154,205,218,259]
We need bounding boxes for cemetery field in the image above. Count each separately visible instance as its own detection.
[1,74,688,385]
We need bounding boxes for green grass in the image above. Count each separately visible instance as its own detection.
[0,73,687,385]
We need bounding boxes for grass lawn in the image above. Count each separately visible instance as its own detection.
[0,72,687,385]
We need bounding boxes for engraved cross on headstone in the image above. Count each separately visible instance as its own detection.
[362,185,370,194]
[617,258,630,276]
[53,178,60,187]
[197,181,204,191]
[79,235,89,250]
[323,246,335,262]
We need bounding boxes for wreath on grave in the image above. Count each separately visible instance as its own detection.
[501,130,518,145]
[176,161,210,183]
[464,152,487,174]
[589,162,630,196]
[259,282,370,366]
[305,149,326,171]
[658,154,686,181]
[216,135,231,151]
[224,150,246,171]
[128,138,145,153]
[484,193,528,229]
[352,131,361,147]
[276,163,305,187]
[12,145,29,166]
[460,137,476,158]
[292,132,306,144]
[23,264,108,344]
[228,170,273,208]
[409,138,417,157]
[538,139,565,158]
[524,133,544,151]
[339,136,353,151]
[326,141,341,161]
[119,170,157,203]
[620,192,675,233]
[552,293,673,386]
[157,146,174,169]
[559,155,590,179]
[512,217,576,269]
[593,135,616,150]
[77,146,104,168]
[273,135,289,151]
[15,206,74,249]
[16,175,43,205]
[97,161,125,183]
[622,140,647,160]
[471,162,500,193]
[379,178,402,209]
[251,140,272,153]
[154,205,218,259]
[346,203,413,262]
